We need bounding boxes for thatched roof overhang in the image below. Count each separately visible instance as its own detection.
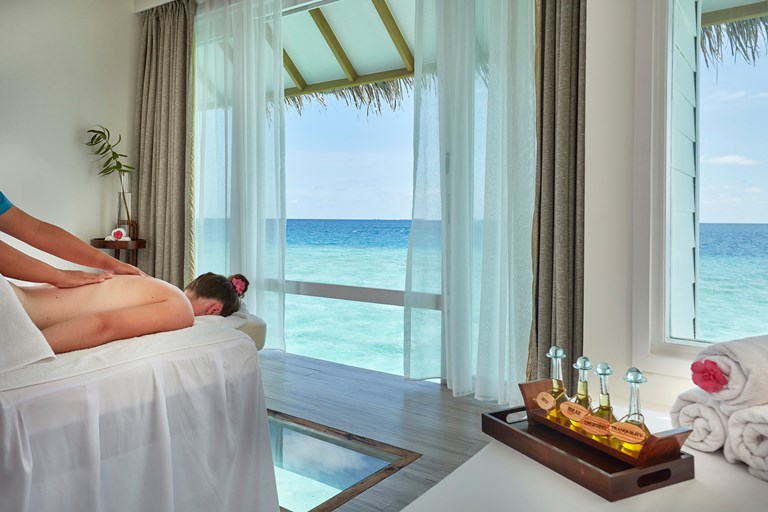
[701,0,768,67]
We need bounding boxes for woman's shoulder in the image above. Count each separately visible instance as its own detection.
[112,275,183,294]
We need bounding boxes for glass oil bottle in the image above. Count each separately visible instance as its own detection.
[614,367,651,453]
[581,362,618,442]
[560,356,592,428]
[535,345,567,419]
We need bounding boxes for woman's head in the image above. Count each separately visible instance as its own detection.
[184,272,249,317]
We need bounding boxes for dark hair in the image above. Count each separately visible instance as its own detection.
[184,272,250,317]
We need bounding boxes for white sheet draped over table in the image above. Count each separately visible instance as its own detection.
[0,323,279,512]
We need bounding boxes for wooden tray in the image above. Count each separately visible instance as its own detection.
[482,407,695,501]
[519,380,693,467]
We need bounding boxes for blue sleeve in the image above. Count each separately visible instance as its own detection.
[0,191,12,215]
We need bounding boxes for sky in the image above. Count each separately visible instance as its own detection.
[698,49,768,223]
[285,95,414,220]
[283,35,768,223]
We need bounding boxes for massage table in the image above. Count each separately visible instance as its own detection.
[0,275,278,511]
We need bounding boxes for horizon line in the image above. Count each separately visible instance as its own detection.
[204,218,768,224]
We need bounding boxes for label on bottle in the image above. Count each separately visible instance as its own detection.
[581,415,611,436]
[535,391,557,410]
[559,402,589,421]
[609,421,648,443]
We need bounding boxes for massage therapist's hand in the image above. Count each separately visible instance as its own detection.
[103,259,147,277]
[51,269,115,288]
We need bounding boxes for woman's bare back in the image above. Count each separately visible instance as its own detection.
[12,275,194,353]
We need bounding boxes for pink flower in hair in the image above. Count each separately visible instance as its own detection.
[691,359,728,393]
[231,277,246,297]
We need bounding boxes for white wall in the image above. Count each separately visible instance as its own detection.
[585,0,690,407]
[0,0,140,269]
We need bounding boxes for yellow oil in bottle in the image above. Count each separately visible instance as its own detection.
[617,368,650,453]
[587,363,617,442]
[618,419,651,453]
[566,357,592,428]
[547,378,566,420]
[544,346,567,420]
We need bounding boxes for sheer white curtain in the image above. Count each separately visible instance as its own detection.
[194,0,286,350]
[405,0,536,405]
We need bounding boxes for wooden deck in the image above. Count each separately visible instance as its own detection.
[260,350,501,512]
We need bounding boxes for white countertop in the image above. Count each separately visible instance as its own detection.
[403,409,768,511]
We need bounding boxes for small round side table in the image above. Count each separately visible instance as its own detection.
[90,238,147,267]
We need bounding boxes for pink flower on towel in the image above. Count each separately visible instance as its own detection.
[111,228,126,240]
[691,359,728,393]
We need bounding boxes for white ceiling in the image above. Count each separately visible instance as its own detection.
[702,0,767,13]
[282,0,415,94]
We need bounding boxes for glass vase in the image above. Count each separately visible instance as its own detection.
[116,191,133,238]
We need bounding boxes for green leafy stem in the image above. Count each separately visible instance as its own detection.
[85,125,134,227]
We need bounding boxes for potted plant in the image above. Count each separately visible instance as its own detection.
[85,125,135,238]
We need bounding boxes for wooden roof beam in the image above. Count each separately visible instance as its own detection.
[284,67,412,97]
[309,8,358,82]
[702,1,768,26]
[371,0,414,72]
[283,50,307,91]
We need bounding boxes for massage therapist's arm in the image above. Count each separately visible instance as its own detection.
[0,205,143,286]
[0,238,111,287]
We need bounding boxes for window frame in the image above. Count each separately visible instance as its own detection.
[275,279,441,311]
[632,0,709,378]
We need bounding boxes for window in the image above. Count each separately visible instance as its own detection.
[697,4,768,341]
[283,93,442,376]
[634,0,768,373]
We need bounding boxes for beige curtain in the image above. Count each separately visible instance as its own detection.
[133,0,196,287]
[527,0,586,390]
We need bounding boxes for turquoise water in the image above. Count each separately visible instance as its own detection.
[698,223,768,341]
[285,220,412,376]
[284,221,768,365]
[286,219,410,289]
[199,220,768,374]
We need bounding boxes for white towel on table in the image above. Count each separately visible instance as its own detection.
[0,275,55,374]
[695,335,768,415]
[724,405,768,482]
[671,388,728,452]
[193,306,267,350]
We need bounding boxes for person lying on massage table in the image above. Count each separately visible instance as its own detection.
[10,272,249,354]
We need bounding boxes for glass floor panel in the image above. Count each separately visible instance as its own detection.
[268,410,421,512]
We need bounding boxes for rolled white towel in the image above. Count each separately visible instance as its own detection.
[724,404,768,482]
[670,388,728,452]
[747,466,768,482]
[693,335,768,415]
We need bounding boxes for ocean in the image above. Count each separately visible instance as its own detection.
[285,221,768,374]
[200,220,767,375]
[285,219,411,376]
[697,223,768,341]
[285,221,768,367]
